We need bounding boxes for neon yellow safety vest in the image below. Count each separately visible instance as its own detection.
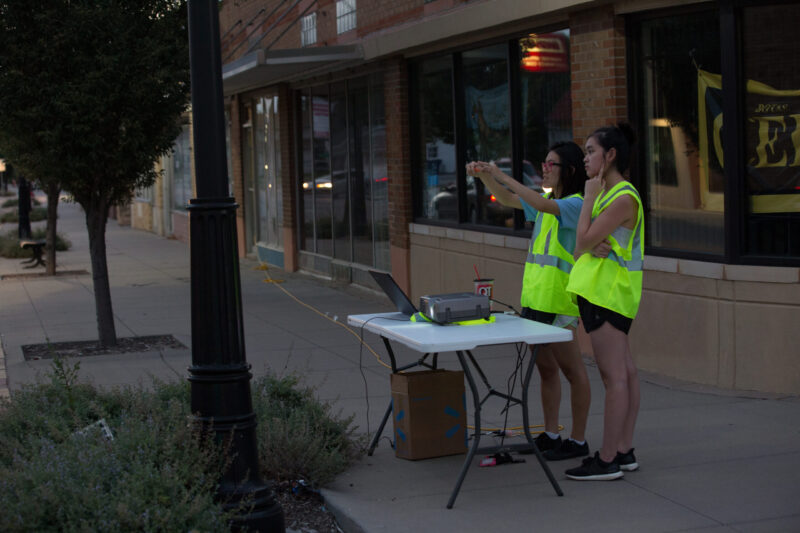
[520,192,582,316]
[566,181,644,319]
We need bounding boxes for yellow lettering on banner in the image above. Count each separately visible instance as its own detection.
[749,115,800,167]
[713,112,724,168]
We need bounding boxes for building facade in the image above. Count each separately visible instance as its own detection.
[133,0,800,394]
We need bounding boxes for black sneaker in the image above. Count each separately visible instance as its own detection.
[519,433,561,455]
[543,439,590,461]
[565,452,623,480]
[615,448,639,471]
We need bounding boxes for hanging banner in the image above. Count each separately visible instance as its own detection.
[698,69,800,213]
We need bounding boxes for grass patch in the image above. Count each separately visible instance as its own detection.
[0,206,48,223]
[0,228,71,258]
[0,361,363,531]
[1,198,41,208]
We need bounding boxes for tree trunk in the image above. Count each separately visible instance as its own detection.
[85,200,117,347]
[45,183,60,276]
[17,176,32,239]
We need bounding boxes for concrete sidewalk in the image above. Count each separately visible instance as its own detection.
[1,198,799,532]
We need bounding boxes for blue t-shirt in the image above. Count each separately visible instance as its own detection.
[519,195,583,254]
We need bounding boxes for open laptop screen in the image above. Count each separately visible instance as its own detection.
[369,271,418,316]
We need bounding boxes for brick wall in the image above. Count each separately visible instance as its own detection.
[570,5,628,145]
[219,0,490,59]
[384,57,412,251]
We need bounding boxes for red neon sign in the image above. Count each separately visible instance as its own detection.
[520,33,568,73]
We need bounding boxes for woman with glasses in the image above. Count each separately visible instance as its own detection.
[467,141,599,463]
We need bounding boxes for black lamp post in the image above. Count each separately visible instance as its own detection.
[186,1,284,531]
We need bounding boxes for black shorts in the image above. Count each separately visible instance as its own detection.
[577,296,633,335]
[521,307,556,325]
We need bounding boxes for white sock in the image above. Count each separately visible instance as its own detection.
[569,438,585,446]
[545,431,560,440]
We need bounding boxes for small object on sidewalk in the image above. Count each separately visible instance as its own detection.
[73,418,114,441]
[479,451,525,467]
[19,239,46,268]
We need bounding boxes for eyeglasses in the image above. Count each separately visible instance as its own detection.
[541,161,564,171]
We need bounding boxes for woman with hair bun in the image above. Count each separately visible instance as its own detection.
[565,123,644,481]
[466,141,594,463]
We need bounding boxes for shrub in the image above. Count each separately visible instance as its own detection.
[0,362,364,531]
[1,198,41,208]
[251,373,364,488]
[0,206,47,223]
[0,359,235,532]
[0,228,71,258]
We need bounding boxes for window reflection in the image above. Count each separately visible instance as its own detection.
[638,11,723,254]
[743,4,800,257]
[417,56,456,222]
[463,44,511,226]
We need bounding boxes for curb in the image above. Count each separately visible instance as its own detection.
[319,489,368,533]
[0,335,9,400]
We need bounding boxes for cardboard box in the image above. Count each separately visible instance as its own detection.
[391,370,467,460]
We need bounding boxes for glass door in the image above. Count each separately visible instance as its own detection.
[242,103,259,253]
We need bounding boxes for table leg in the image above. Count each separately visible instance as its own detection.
[522,344,563,496]
[367,400,394,456]
[447,350,482,509]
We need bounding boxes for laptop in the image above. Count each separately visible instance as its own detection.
[369,270,418,317]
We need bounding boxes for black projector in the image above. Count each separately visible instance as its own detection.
[419,292,491,324]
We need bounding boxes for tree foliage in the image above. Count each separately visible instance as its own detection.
[0,0,190,344]
[0,0,190,208]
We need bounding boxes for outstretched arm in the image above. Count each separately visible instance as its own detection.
[482,162,560,215]
[466,161,521,209]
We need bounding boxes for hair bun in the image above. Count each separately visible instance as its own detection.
[616,122,636,147]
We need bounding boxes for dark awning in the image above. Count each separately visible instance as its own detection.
[222,44,364,94]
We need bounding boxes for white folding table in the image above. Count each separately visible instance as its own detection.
[347,311,573,508]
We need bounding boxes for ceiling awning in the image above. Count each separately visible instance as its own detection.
[222,44,364,95]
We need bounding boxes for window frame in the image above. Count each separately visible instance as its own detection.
[336,0,357,35]
[627,0,800,266]
[410,25,571,236]
[301,12,317,47]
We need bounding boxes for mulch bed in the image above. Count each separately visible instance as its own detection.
[22,334,186,360]
[274,481,343,532]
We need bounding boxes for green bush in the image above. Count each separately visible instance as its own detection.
[0,228,71,258]
[0,206,47,223]
[0,361,363,531]
[0,359,235,532]
[1,198,41,208]
[251,373,363,488]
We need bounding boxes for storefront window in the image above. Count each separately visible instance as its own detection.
[350,77,372,266]
[417,56,456,222]
[313,85,333,256]
[520,31,571,195]
[331,81,350,261]
[412,31,572,230]
[371,73,390,270]
[297,76,388,269]
[637,11,723,255]
[742,4,800,258]
[299,91,314,251]
[172,123,193,210]
[463,44,511,226]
